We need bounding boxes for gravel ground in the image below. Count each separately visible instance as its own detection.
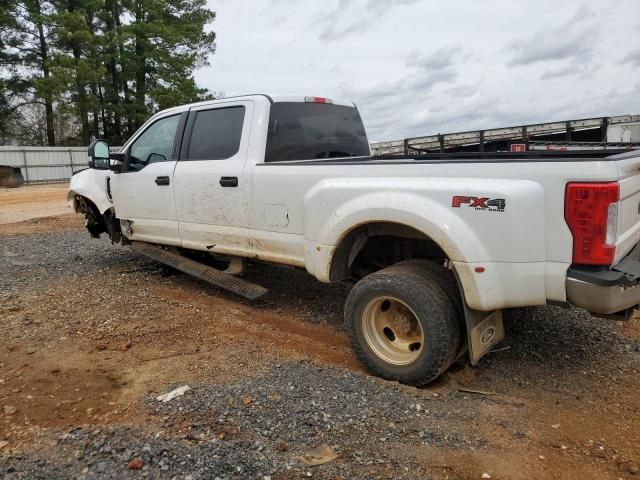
[1,231,141,297]
[2,361,494,479]
[1,223,640,479]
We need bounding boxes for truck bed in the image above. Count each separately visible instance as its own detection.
[262,149,632,165]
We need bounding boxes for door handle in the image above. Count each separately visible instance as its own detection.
[220,176,238,187]
[155,176,170,186]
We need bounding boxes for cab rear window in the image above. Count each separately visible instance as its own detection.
[265,102,370,162]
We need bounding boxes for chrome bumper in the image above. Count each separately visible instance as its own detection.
[566,245,640,318]
[566,277,640,315]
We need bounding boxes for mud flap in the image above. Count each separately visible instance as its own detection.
[463,307,505,365]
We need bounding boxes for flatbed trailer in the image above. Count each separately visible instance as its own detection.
[370,114,640,155]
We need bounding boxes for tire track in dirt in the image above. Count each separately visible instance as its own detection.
[151,284,360,371]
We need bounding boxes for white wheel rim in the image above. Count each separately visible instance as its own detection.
[361,296,424,365]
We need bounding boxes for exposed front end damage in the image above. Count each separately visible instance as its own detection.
[73,195,122,243]
[68,168,122,243]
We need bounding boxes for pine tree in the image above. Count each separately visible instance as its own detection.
[0,0,216,145]
[1,0,61,145]
[51,0,106,144]
[123,0,216,129]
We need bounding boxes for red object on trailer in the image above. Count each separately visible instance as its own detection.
[510,144,527,152]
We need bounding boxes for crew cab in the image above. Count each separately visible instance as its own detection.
[69,94,640,386]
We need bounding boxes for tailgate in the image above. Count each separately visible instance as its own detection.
[614,150,640,263]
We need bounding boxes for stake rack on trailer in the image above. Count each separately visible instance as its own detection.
[370,114,640,155]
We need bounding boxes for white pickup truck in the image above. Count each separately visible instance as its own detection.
[69,94,640,386]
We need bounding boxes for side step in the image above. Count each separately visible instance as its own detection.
[130,242,268,300]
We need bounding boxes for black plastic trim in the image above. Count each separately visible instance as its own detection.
[568,244,640,287]
[179,111,197,161]
[173,112,189,161]
[71,167,88,176]
[155,176,170,186]
[566,266,627,287]
[255,149,630,166]
[219,176,238,187]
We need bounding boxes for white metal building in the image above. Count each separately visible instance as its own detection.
[0,146,95,183]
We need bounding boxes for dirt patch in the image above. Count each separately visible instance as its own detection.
[0,213,82,235]
[0,183,71,224]
[152,283,358,369]
[0,268,358,438]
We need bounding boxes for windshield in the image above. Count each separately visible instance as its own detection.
[265,102,370,162]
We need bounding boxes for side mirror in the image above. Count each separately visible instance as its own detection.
[88,139,111,170]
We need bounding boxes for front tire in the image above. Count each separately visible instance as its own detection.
[344,261,461,386]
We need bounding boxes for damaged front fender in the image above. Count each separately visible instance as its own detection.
[74,196,122,243]
[69,168,122,243]
[67,168,112,214]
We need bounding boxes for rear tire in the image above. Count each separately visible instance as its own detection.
[345,261,461,386]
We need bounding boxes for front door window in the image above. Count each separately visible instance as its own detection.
[128,115,181,171]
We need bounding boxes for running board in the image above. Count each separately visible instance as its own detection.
[130,242,268,300]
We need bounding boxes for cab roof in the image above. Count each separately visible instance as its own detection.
[158,94,356,116]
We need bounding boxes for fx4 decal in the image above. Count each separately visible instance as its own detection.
[452,196,506,212]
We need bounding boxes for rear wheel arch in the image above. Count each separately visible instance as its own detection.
[328,221,450,281]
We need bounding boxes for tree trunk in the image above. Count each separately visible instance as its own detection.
[98,83,108,139]
[34,0,56,146]
[113,3,134,136]
[71,43,90,145]
[103,0,122,142]
[91,82,100,139]
[134,3,146,130]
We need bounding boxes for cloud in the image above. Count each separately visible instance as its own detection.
[410,68,458,92]
[339,47,469,140]
[312,0,423,41]
[540,63,601,80]
[509,37,594,67]
[341,46,462,108]
[540,65,579,80]
[621,47,640,67]
[507,4,599,67]
[406,46,467,71]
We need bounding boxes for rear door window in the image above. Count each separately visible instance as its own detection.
[265,102,370,162]
[186,106,245,160]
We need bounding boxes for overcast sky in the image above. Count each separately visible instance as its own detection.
[197,0,640,142]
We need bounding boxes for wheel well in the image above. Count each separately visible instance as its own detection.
[74,195,121,243]
[329,222,448,281]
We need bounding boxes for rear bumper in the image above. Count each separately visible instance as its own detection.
[566,245,640,317]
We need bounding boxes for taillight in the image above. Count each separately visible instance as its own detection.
[565,182,619,265]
